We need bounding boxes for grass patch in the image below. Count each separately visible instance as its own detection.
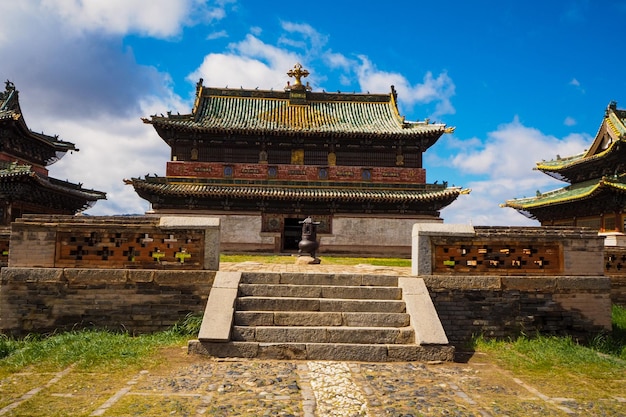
[589,304,626,359]
[220,253,411,267]
[474,305,626,387]
[0,314,202,374]
[0,330,182,373]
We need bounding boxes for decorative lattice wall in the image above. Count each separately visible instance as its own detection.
[55,230,205,269]
[433,242,561,274]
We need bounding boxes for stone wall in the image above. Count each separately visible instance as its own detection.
[422,275,612,345]
[411,224,614,341]
[0,268,215,336]
[0,267,613,341]
[412,224,605,276]
[9,215,220,270]
[157,212,441,256]
[604,246,626,306]
[321,215,442,256]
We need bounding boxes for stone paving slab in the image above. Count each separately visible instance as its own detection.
[2,347,624,416]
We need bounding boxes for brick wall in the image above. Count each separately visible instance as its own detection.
[8,215,220,270]
[424,275,612,345]
[413,225,606,276]
[166,161,427,184]
[0,268,215,336]
[603,247,626,306]
[0,267,613,341]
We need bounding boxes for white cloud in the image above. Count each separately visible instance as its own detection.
[0,1,179,122]
[437,118,591,226]
[206,30,228,40]
[564,116,577,126]
[355,57,455,118]
[49,93,186,215]
[279,21,329,53]
[450,117,588,178]
[569,77,585,93]
[0,0,194,215]
[189,35,301,90]
[324,52,352,71]
[39,0,229,38]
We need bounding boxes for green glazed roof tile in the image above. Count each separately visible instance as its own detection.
[503,176,626,209]
[145,87,450,138]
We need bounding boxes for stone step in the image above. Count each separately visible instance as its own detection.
[238,283,402,300]
[234,311,411,327]
[241,272,399,287]
[188,340,455,362]
[236,297,407,313]
[232,325,415,344]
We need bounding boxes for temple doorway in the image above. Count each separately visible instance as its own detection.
[283,217,303,251]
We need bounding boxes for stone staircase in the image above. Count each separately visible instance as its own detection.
[188,271,454,362]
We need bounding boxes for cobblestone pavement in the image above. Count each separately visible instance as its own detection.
[2,350,625,416]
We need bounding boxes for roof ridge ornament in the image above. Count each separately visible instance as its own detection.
[285,63,312,92]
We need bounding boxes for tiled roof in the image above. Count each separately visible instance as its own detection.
[0,82,20,121]
[503,176,626,210]
[144,85,452,140]
[535,102,626,174]
[0,161,106,202]
[129,177,466,203]
[0,81,77,153]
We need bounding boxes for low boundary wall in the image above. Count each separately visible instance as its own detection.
[424,275,611,345]
[411,224,613,343]
[604,246,626,306]
[0,268,216,336]
[9,215,220,270]
[1,214,221,336]
[0,222,617,343]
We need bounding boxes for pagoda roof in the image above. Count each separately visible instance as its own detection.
[1,81,77,155]
[143,65,453,148]
[127,176,467,209]
[502,175,626,220]
[534,102,626,182]
[0,161,106,210]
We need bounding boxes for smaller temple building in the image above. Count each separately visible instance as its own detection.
[128,65,467,255]
[0,81,106,225]
[503,101,626,232]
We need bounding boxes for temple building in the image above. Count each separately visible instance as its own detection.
[127,64,467,255]
[0,81,106,225]
[503,101,626,232]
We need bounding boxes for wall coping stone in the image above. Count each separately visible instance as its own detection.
[422,275,610,291]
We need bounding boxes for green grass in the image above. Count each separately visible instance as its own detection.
[589,304,626,359]
[474,305,626,380]
[0,314,201,374]
[220,253,411,267]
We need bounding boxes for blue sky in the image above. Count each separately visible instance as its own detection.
[1,1,625,225]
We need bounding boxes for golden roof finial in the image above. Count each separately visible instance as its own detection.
[287,63,309,87]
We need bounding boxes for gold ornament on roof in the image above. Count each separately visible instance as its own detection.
[287,63,309,86]
[285,63,312,92]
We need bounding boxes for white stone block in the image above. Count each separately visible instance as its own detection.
[411,224,475,275]
[398,277,449,345]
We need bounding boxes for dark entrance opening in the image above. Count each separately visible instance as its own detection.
[283,217,303,251]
